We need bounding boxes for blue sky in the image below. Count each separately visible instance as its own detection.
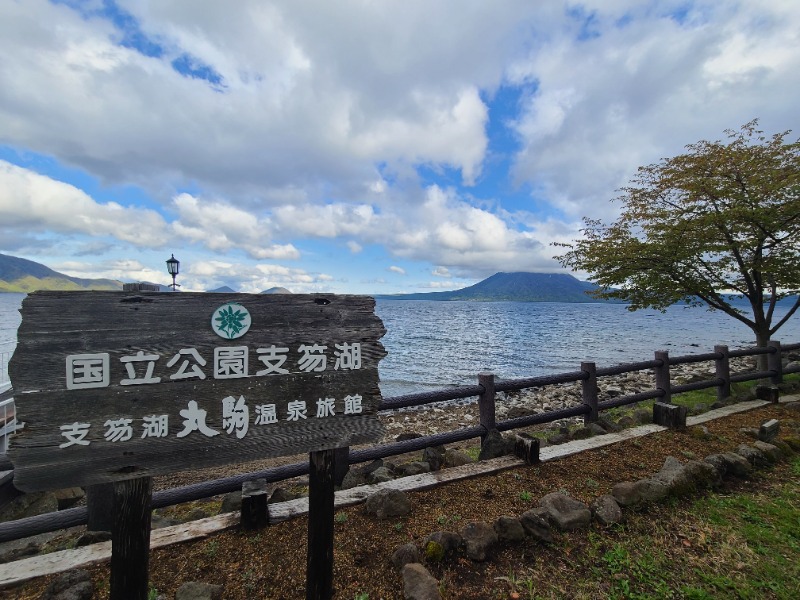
[0,0,798,293]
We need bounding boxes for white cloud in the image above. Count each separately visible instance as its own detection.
[1,1,797,291]
[171,193,300,259]
[507,1,800,221]
[388,266,406,275]
[0,0,551,198]
[0,160,169,246]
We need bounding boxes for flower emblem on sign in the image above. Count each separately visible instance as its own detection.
[211,303,252,339]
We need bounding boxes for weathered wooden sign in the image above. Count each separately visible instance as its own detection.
[8,291,386,491]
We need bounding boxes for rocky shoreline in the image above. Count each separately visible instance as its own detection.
[378,355,775,443]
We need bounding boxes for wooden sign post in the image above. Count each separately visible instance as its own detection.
[8,291,385,599]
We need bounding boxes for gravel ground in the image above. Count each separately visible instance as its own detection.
[3,399,798,599]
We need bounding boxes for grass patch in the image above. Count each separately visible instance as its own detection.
[545,456,800,599]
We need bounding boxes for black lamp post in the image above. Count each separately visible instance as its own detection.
[166,254,180,291]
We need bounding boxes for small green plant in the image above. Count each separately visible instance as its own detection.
[354,593,369,600]
[519,490,533,502]
[495,569,537,599]
[585,478,599,490]
[335,513,348,524]
[204,539,219,557]
[436,515,447,525]
[393,522,404,532]
[148,586,159,600]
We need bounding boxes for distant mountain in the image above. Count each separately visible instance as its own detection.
[378,272,621,303]
[261,287,292,294]
[0,253,122,292]
[208,286,238,293]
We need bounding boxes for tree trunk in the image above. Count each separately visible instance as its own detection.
[755,329,770,373]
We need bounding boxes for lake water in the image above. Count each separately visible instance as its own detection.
[2,293,800,397]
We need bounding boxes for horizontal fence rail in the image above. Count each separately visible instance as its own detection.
[0,339,799,543]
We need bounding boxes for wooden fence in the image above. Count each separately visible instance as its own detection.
[0,339,798,544]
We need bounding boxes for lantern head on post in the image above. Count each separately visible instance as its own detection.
[166,254,180,291]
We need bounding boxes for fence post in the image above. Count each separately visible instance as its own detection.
[654,350,671,404]
[110,476,153,600]
[768,340,783,385]
[581,362,598,425]
[714,345,731,403]
[478,372,496,440]
[87,483,115,531]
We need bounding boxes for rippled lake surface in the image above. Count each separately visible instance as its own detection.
[375,299,800,397]
[2,293,799,397]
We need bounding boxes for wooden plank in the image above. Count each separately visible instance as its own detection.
[8,292,386,491]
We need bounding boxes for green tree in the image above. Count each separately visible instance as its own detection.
[556,121,800,367]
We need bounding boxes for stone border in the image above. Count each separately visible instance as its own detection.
[0,397,792,589]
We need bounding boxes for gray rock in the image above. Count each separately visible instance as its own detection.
[633,408,652,424]
[150,513,179,529]
[39,569,93,600]
[493,516,526,543]
[460,521,498,561]
[218,491,241,514]
[753,441,782,463]
[520,508,554,544]
[653,456,695,496]
[422,446,447,471]
[684,460,722,489]
[0,541,40,564]
[687,425,712,441]
[570,427,593,440]
[391,543,420,570]
[395,461,432,477]
[615,416,636,429]
[423,531,462,556]
[546,433,569,445]
[506,406,533,420]
[402,563,442,600]
[368,466,395,484]
[340,469,368,490]
[538,492,591,531]
[611,479,669,507]
[356,459,385,477]
[736,444,768,468]
[269,487,301,503]
[0,491,58,522]
[443,449,474,468]
[591,495,623,525]
[175,581,223,600]
[479,429,513,460]
[595,416,622,433]
[704,452,753,478]
[739,427,760,439]
[588,423,608,436]
[364,489,412,519]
